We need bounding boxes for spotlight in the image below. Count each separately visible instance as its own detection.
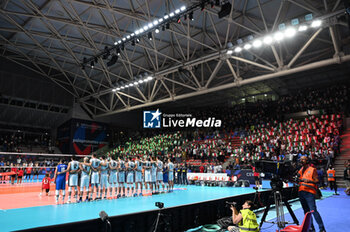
[311,20,322,28]
[126,35,130,39]
[116,87,121,91]
[147,76,153,81]
[143,25,149,31]
[169,12,175,17]
[158,18,164,23]
[227,49,233,54]
[252,40,262,48]
[90,61,94,68]
[164,14,169,20]
[148,23,153,28]
[114,41,118,45]
[155,28,160,33]
[140,28,144,33]
[148,32,152,40]
[116,47,121,55]
[138,79,144,84]
[180,6,186,11]
[112,89,117,92]
[244,44,252,50]
[274,32,284,41]
[107,55,118,67]
[129,83,134,87]
[298,25,308,31]
[218,2,232,18]
[136,38,140,43]
[189,12,194,21]
[263,36,273,44]
[285,27,296,38]
[121,86,125,89]
[234,47,242,53]
[153,20,158,26]
[175,9,180,14]
[133,81,138,85]
[122,37,126,41]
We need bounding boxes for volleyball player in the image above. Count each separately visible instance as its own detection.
[144,157,152,194]
[79,157,91,202]
[134,156,143,196]
[54,159,68,204]
[90,154,101,201]
[66,156,80,203]
[108,156,118,199]
[117,157,126,198]
[99,156,109,199]
[168,158,174,192]
[126,157,135,197]
[156,157,164,193]
[151,157,157,194]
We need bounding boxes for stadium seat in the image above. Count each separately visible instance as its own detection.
[279,211,313,232]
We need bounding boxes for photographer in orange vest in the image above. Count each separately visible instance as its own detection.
[298,156,326,232]
[327,165,339,195]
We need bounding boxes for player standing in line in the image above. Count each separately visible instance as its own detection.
[126,157,136,197]
[65,156,80,203]
[79,157,91,202]
[167,158,174,192]
[117,157,126,198]
[156,157,164,193]
[163,161,169,192]
[151,157,157,194]
[144,157,152,195]
[90,154,101,201]
[99,156,109,199]
[134,156,143,196]
[53,159,68,204]
[108,156,118,199]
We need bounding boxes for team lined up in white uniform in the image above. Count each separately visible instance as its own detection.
[56,154,175,203]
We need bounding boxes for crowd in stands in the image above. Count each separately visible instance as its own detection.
[104,84,348,173]
[0,130,53,153]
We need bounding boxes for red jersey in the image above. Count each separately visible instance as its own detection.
[26,167,32,174]
[18,170,24,177]
[11,168,18,174]
[42,177,51,189]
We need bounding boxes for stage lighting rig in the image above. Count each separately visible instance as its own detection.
[81,1,216,69]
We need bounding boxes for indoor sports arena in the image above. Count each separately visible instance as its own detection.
[1,0,350,232]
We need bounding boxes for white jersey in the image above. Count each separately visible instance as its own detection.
[91,158,101,172]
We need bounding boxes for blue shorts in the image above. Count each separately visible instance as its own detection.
[157,172,163,181]
[118,172,125,183]
[145,170,151,182]
[126,172,134,183]
[168,172,174,181]
[56,176,66,190]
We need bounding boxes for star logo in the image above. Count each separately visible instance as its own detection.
[143,109,162,128]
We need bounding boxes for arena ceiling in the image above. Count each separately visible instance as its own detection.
[0,0,350,120]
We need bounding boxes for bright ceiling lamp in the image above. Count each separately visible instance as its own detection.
[112,89,117,92]
[114,41,118,45]
[298,25,308,31]
[147,76,153,81]
[133,81,139,85]
[263,36,273,45]
[180,6,186,11]
[234,47,242,53]
[169,12,175,17]
[121,86,125,89]
[175,9,180,14]
[153,20,159,25]
[311,20,322,28]
[148,23,153,28]
[164,15,169,19]
[227,49,233,54]
[274,32,284,41]
[138,79,144,84]
[285,27,296,38]
[143,25,149,31]
[244,44,252,50]
[252,39,262,48]
[129,83,134,87]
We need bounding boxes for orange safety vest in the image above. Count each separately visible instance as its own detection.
[298,166,317,195]
[327,169,335,181]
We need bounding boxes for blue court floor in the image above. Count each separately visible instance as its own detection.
[0,185,256,231]
[1,185,348,232]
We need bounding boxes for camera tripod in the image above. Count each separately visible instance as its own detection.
[150,208,170,232]
[259,189,299,230]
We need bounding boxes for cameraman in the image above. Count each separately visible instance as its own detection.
[227,200,259,232]
[298,156,326,232]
